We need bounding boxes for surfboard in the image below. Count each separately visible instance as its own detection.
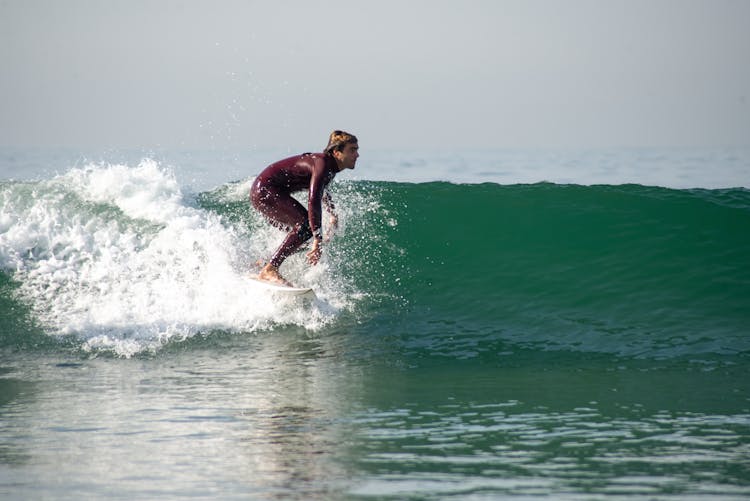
[248,277,316,299]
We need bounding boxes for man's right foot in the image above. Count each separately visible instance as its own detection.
[258,264,293,287]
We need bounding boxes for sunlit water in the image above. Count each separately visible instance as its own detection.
[2,341,748,499]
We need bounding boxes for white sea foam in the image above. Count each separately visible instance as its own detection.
[0,160,350,357]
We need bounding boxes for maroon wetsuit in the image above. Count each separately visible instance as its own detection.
[250,153,338,268]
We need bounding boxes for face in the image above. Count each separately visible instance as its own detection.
[334,142,359,170]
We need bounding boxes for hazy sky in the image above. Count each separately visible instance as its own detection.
[1,0,749,151]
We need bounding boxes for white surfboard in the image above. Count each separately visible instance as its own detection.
[248,277,316,299]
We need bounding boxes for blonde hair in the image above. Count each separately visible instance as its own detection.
[324,130,358,154]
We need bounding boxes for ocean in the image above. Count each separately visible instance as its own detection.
[1,147,749,499]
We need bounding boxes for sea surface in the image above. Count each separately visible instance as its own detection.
[1,147,749,499]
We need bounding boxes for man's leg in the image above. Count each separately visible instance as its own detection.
[251,188,311,284]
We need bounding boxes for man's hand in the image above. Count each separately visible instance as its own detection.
[307,239,322,265]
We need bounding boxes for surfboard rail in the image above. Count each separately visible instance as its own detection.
[248,277,316,299]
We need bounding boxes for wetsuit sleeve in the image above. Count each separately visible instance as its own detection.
[308,158,328,239]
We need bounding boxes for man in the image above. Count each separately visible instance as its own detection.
[250,130,359,286]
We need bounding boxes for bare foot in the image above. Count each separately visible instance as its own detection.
[257,264,293,287]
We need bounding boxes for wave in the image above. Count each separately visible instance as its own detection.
[371,182,750,361]
[1,161,749,360]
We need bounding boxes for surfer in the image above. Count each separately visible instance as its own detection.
[250,130,359,286]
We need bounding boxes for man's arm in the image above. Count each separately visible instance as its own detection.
[306,158,328,264]
[307,159,328,241]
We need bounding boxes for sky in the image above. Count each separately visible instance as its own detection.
[1,0,749,151]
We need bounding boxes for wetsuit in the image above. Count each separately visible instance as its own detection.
[250,153,338,268]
